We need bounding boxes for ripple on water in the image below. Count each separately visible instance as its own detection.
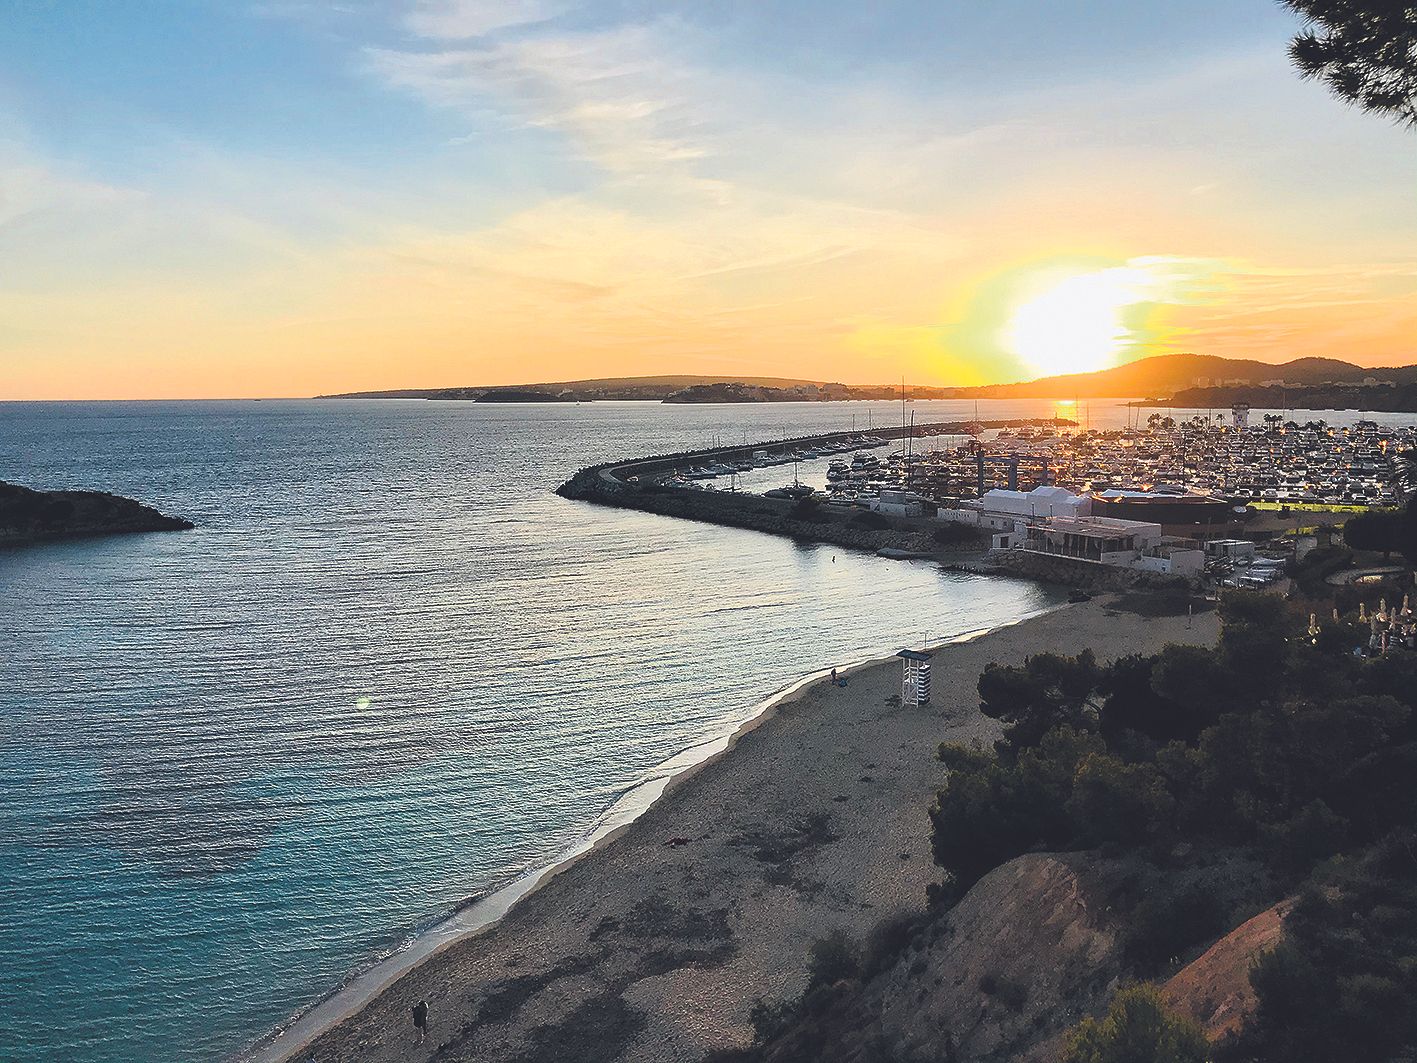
[0,398,1069,1063]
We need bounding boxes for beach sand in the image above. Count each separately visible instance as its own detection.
[278,596,1220,1063]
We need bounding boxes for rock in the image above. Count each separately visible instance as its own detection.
[0,480,195,546]
[1161,898,1293,1042]
[870,853,1124,1062]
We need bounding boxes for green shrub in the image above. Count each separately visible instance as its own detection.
[749,997,797,1041]
[1243,836,1417,1063]
[1063,984,1208,1063]
[790,496,830,523]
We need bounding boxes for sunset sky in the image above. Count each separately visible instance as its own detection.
[5,0,1417,399]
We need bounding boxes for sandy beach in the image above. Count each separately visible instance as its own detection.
[274,596,1220,1063]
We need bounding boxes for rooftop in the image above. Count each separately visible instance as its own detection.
[1044,514,1162,535]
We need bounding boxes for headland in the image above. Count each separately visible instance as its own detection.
[0,480,194,546]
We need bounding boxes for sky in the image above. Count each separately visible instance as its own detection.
[3,0,1417,399]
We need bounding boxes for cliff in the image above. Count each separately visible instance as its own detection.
[1161,899,1292,1042]
[741,850,1286,1063]
[0,480,194,546]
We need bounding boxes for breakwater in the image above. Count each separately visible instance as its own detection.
[555,418,1064,560]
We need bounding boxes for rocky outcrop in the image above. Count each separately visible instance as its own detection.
[870,853,1124,1062]
[1161,899,1292,1042]
[0,480,194,546]
[753,850,1287,1063]
[753,854,1126,1063]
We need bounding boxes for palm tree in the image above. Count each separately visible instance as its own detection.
[1396,448,1417,496]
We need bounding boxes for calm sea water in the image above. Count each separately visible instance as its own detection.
[3,393,1330,1063]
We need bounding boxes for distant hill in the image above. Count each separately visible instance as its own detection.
[318,375,842,400]
[319,375,956,403]
[939,354,1417,400]
[317,354,1417,406]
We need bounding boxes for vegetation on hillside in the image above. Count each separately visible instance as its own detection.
[1063,984,1209,1063]
[931,590,1417,1060]
[723,591,1416,1061]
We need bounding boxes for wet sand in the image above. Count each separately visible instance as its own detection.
[272,596,1219,1063]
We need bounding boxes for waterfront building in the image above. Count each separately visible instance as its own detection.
[871,489,924,517]
[1090,489,1239,538]
[937,485,1091,530]
[1019,515,1206,577]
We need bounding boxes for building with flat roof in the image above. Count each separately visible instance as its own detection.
[1091,489,1239,538]
[937,485,1091,531]
[1020,514,1205,577]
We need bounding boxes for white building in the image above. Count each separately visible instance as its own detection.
[872,489,924,517]
[937,485,1091,531]
[1206,538,1257,561]
[1021,515,1206,577]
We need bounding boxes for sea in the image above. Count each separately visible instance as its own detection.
[0,395,1396,1063]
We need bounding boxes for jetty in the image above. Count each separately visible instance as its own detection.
[556,418,1066,562]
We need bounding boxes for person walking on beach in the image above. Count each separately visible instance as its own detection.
[830,668,838,686]
[412,999,429,1046]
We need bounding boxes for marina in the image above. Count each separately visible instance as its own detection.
[639,410,1412,514]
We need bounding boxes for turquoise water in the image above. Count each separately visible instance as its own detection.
[0,399,1067,1062]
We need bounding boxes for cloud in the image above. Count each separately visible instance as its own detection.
[0,144,138,232]
[404,0,562,38]
[370,17,715,174]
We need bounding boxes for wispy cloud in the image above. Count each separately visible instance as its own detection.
[370,9,714,175]
[404,0,563,39]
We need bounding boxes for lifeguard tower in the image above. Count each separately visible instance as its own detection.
[897,648,934,706]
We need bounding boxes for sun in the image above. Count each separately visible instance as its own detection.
[1004,266,1154,377]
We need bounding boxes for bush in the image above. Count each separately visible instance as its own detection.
[851,510,891,530]
[1122,884,1227,972]
[749,997,797,1041]
[806,929,861,989]
[1260,799,1350,878]
[1242,836,1417,1063]
[790,496,830,523]
[930,728,1103,887]
[933,522,979,545]
[1063,984,1208,1063]
[928,597,1417,1060]
[1344,509,1400,558]
[978,972,1028,1010]
[861,911,924,978]
[1067,753,1174,848]
[977,649,1101,754]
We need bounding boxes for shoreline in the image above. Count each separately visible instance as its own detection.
[253,597,1223,1063]
[238,612,1055,1063]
